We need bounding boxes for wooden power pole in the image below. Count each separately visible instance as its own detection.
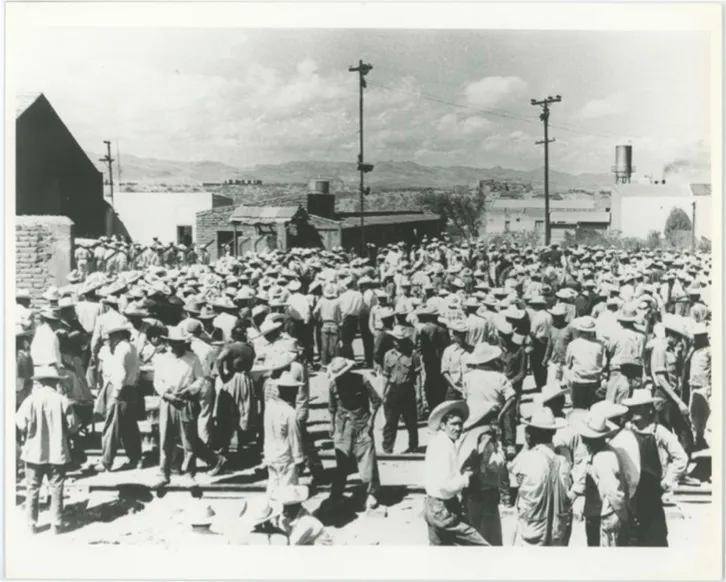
[531,95,561,246]
[100,140,115,236]
[349,60,374,257]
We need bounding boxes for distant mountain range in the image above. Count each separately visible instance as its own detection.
[88,152,614,191]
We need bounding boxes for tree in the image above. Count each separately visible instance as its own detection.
[646,230,662,249]
[664,207,693,248]
[420,188,486,240]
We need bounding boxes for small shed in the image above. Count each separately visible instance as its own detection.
[228,204,321,255]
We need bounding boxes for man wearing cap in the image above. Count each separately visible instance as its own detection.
[327,358,382,511]
[16,365,79,534]
[423,400,488,546]
[441,320,470,401]
[509,408,572,546]
[623,390,687,546]
[577,411,630,546]
[381,325,421,454]
[94,315,143,472]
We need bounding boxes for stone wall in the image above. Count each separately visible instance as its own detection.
[196,206,235,261]
[15,215,74,306]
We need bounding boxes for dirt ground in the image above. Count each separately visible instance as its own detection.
[12,339,713,547]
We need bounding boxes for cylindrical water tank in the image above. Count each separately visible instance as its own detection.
[308,180,330,194]
[614,145,633,176]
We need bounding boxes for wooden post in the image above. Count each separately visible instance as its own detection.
[233,222,238,258]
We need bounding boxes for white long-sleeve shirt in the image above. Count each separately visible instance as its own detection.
[287,292,311,323]
[263,398,304,467]
[424,430,469,499]
[30,322,62,368]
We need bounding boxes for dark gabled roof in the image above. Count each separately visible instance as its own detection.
[340,212,440,229]
[690,184,711,197]
[229,205,306,225]
[16,92,43,118]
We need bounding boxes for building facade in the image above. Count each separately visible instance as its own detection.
[16,93,104,236]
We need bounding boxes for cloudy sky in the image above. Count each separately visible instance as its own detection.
[15,28,712,175]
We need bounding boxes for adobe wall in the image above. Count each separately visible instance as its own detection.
[15,215,74,306]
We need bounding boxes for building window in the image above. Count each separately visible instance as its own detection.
[177,225,192,245]
[256,224,276,236]
[515,218,520,222]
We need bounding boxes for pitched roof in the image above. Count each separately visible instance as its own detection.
[690,183,711,197]
[16,92,43,118]
[229,205,306,224]
[340,212,440,229]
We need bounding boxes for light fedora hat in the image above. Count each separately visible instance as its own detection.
[387,325,409,340]
[466,342,502,367]
[275,371,303,389]
[32,364,61,381]
[327,357,356,381]
[164,325,191,343]
[590,400,628,419]
[271,485,310,506]
[105,314,132,336]
[616,305,639,323]
[622,388,663,408]
[428,399,469,431]
[536,382,569,406]
[578,412,618,440]
[571,316,597,332]
[522,407,567,431]
[238,498,283,531]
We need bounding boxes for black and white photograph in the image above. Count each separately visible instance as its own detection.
[4,2,722,579]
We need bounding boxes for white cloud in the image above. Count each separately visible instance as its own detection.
[463,76,528,109]
[572,93,625,121]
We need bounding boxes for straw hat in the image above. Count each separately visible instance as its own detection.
[32,365,61,381]
[164,325,191,343]
[287,280,302,292]
[622,389,662,408]
[536,382,568,406]
[522,407,567,431]
[238,498,283,530]
[275,372,303,389]
[571,316,597,332]
[590,400,628,419]
[427,400,469,431]
[197,305,216,320]
[495,318,513,336]
[466,343,502,366]
[527,295,547,306]
[387,325,409,340]
[578,412,618,440]
[548,304,567,317]
[447,319,468,334]
[327,357,356,380]
[66,270,83,284]
[691,323,708,337]
[616,305,638,323]
[106,315,132,336]
[271,485,310,506]
[251,319,282,339]
[39,307,61,321]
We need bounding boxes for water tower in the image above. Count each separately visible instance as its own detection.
[612,145,635,184]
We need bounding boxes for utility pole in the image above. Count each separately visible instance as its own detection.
[531,95,561,246]
[116,142,122,187]
[100,140,115,236]
[349,59,374,257]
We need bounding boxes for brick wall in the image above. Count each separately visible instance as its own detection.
[15,215,74,306]
[196,206,235,261]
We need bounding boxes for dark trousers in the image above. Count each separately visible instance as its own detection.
[299,419,325,478]
[320,327,339,367]
[531,345,547,389]
[461,489,502,545]
[423,366,445,411]
[25,463,65,527]
[424,496,489,546]
[359,313,375,368]
[500,395,519,452]
[382,383,418,452]
[101,398,142,469]
[658,399,694,456]
[159,401,219,477]
[586,516,601,546]
[340,315,359,356]
[288,319,314,364]
[570,381,599,410]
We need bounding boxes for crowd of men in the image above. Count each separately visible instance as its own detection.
[16,235,712,545]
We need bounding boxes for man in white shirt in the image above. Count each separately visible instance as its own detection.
[95,315,142,472]
[286,280,313,364]
[30,309,63,368]
[338,278,363,359]
[423,400,488,546]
